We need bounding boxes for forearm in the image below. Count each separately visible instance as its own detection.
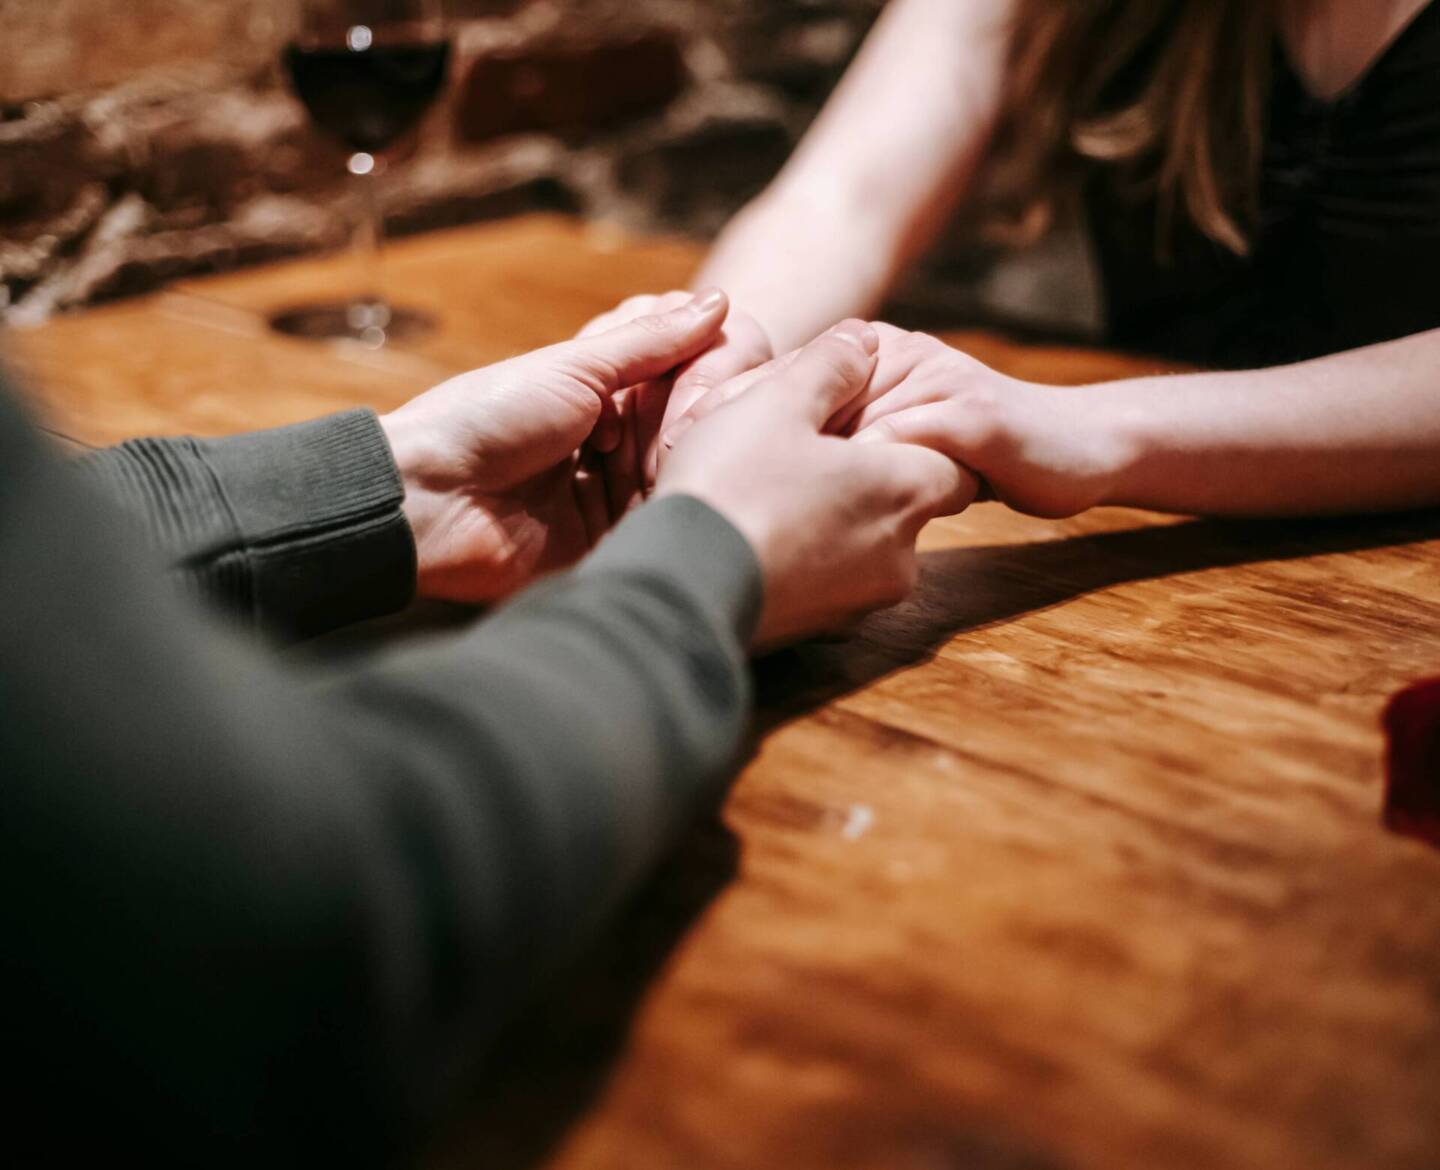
[694,188,908,352]
[695,0,1012,353]
[4,372,760,1160]
[337,495,762,952]
[1099,329,1440,515]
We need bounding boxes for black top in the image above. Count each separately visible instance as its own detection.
[0,375,761,1166]
[1088,1,1440,367]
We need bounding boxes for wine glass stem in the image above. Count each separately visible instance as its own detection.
[350,153,390,333]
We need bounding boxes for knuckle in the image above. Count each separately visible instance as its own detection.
[952,385,1005,446]
[577,353,623,394]
[813,338,865,381]
[889,471,929,516]
[634,312,675,337]
[900,330,942,358]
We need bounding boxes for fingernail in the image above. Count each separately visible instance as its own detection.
[830,320,879,355]
[690,287,727,314]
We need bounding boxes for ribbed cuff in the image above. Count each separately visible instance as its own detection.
[580,494,763,648]
[197,410,404,542]
[81,410,416,639]
[196,409,416,638]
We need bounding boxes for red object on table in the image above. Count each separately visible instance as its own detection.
[1383,676,1440,847]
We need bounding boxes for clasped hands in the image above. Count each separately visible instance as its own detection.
[381,290,1120,646]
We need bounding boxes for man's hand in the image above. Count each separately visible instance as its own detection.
[380,290,729,603]
[575,292,774,512]
[656,321,979,648]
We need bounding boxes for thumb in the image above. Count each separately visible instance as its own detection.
[660,346,806,452]
[759,320,879,428]
[854,402,993,510]
[854,400,970,460]
[874,442,982,522]
[559,288,729,393]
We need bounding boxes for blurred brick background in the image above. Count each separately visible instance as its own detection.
[0,0,890,324]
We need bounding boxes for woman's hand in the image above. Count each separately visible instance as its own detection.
[380,291,729,603]
[656,321,978,648]
[850,326,1137,519]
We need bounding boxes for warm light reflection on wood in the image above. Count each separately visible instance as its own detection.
[12,215,1440,1170]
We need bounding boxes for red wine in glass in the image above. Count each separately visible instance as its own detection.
[285,38,451,155]
[274,2,450,346]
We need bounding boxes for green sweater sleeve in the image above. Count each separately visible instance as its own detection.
[0,376,761,1167]
[76,409,417,638]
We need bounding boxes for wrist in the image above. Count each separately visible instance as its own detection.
[653,483,774,581]
[1079,380,1163,509]
[585,492,765,647]
[378,409,462,597]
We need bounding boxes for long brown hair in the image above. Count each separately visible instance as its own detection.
[986,0,1277,256]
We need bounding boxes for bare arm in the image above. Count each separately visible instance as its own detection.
[1103,330,1440,515]
[857,327,1440,519]
[695,0,1016,352]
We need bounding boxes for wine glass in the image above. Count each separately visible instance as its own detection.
[274,0,451,347]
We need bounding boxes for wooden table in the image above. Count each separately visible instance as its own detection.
[10,215,1440,1170]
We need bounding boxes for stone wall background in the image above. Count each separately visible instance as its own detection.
[0,0,892,325]
[0,0,1098,335]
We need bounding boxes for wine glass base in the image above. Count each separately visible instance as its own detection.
[269,302,436,348]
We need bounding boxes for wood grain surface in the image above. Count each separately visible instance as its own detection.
[8,215,1440,1170]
